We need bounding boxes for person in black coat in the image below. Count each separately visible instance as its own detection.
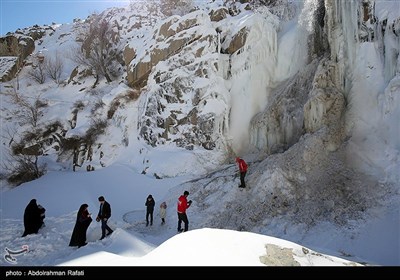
[38,204,46,228]
[96,196,113,240]
[69,204,92,248]
[145,194,155,226]
[22,199,43,237]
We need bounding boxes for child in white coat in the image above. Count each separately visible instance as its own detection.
[160,202,167,225]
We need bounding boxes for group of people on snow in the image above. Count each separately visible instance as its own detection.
[68,195,115,247]
[68,196,114,247]
[145,194,167,227]
[145,190,192,233]
[22,195,114,248]
[145,156,247,233]
[21,157,248,247]
[68,195,114,247]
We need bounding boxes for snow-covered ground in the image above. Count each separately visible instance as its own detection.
[1,0,399,268]
[0,164,362,267]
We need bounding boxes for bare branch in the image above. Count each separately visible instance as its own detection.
[2,125,18,147]
[7,91,47,128]
[27,63,46,84]
[46,52,64,83]
[72,14,121,83]
[1,152,46,186]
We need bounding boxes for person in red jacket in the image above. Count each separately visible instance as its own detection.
[236,157,248,188]
[177,191,192,233]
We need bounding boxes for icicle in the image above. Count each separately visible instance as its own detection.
[298,0,319,33]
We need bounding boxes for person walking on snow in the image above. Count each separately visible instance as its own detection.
[177,191,192,233]
[236,157,248,188]
[145,195,155,226]
[96,196,113,240]
[160,201,167,225]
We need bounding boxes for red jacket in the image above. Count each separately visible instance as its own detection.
[177,195,190,213]
[237,158,248,172]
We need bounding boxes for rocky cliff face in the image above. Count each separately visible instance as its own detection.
[1,1,398,201]
[0,34,35,82]
[148,0,399,233]
[0,2,398,264]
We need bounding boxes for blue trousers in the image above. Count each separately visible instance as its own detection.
[101,219,113,237]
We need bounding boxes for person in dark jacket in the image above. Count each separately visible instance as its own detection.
[22,199,43,237]
[177,191,192,233]
[38,204,46,228]
[96,196,113,240]
[236,157,248,188]
[69,204,92,248]
[145,195,155,226]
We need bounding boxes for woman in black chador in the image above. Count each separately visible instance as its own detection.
[69,204,92,248]
[22,199,43,237]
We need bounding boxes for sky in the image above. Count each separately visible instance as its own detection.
[0,164,362,267]
[0,0,399,269]
[0,0,129,36]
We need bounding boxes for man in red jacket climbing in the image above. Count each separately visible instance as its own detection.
[236,157,248,188]
[177,191,192,233]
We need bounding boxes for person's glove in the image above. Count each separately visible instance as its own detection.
[188,200,192,204]
[96,217,100,222]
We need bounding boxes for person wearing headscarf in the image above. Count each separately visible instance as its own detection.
[22,199,43,237]
[69,204,92,247]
